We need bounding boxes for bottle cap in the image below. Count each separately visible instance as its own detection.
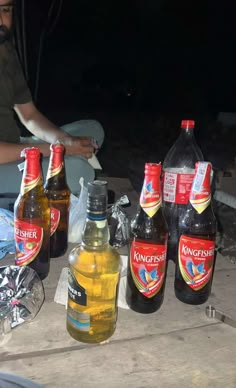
[181,120,195,129]
[87,180,108,212]
[21,147,40,159]
[144,163,161,176]
[50,143,65,153]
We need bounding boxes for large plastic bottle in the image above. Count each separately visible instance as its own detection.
[162,120,203,263]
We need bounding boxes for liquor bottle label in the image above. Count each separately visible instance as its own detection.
[68,269,87,306]
[130,241,167,298]
[140,176,161,217]
[190,163,211,214]
[163,171,194,205]
[21,167,41,196]
[50,207,60,236]
[178,235,215,291]
[14,219,43,266]
[67,306,90,332]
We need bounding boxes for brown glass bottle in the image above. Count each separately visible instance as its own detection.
[44,143,70,258]
[14,147,50,280]
[175,162,217,305]
[126,163,168,314]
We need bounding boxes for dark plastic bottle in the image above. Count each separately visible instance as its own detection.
[126,163,168,313]
[175,161,217,305]
[162,120,204,263]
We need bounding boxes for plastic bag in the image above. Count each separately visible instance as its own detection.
[108,195,130,248]
[0,209,15,260]
[0,266,45,331]
[68,178,88,243]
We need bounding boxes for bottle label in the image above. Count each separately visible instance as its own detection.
[67,306,90,332]
[140,174,161,217]
[14,219,43,266]
[21,165,41,196]
[130,241,167,298]
[190,163,211,214]
[68,269,87,306]
[163,171,194,205]
[46,162,63,180]
[50,207,60,236]
[178,235,215,291]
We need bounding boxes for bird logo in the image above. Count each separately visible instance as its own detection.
[139,266,159,291]
[186,261,206,283]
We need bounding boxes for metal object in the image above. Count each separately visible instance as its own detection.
[206,305,236,329]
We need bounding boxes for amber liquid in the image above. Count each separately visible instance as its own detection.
[45,180,70,258]
[174,205,217,305]
[14,189,50,280]
[126,206,168,313]
[67,244,120,343]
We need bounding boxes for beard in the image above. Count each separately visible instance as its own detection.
[0,25,11,44]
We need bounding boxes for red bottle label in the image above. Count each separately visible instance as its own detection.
[130,241,167,298]
[14,219,43,266]
[46,144,64,180]
[20,154,41,195]
[50,207,60,236]
[178,235,215,291]
[190,163,211,214]
[140,171,162,217]
[163,172,194,205]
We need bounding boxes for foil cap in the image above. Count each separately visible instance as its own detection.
[181,120,195,129]
[87,180,108,213]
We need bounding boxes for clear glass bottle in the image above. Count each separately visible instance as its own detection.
[67,181,120,343]
[126,163,168,313]
[44,143,70,258]
[175,162,217,304]
[14,147,50,280]
[162,120,204,263]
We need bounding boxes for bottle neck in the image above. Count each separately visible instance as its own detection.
[180,127,194,138]
[21,156,43,195]
[46,151,66,182]
[140,172,162,218]
[82,200,109,248]
[189,162,212,214]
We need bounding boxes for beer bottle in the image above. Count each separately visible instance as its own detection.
[126,163,168,314]
[67,181,120,343]
[175,161,217,305]
[162,120,203,263]
[44,143,70,258]
[14,147,50,280]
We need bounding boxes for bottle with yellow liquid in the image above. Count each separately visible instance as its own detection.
[66,181,121,343]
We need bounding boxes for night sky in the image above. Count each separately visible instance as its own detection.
[16,1,235,119]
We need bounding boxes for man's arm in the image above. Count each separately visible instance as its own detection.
[14,101,96,158]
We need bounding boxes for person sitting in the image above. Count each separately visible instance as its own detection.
[0,0,104,208]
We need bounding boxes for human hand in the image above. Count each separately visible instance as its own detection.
[63,136,98,159]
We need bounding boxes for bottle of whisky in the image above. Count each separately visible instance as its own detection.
[44,143,70,258]
[67,181,121,343]
[14,147,50,280]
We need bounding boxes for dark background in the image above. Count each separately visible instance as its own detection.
[14,1,236,190]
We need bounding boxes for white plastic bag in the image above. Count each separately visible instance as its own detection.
[68,178,87,243]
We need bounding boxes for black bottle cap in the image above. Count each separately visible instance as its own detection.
[87,180,108,213]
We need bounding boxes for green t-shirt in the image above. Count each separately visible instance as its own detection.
[0,41,32,143]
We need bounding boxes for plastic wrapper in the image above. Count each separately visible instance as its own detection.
[108,195,130,248]
[0,266,45,334]
[0,209,15,259]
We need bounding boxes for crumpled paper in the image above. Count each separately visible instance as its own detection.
[0,266,45,332]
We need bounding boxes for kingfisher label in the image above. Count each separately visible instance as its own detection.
[190,163,212,214]
[140,177,161,217]
[130,241,167,298]
[50,207,60,236]
[178,235,215,291]
[14,219,43,266]
[46,162,63,180]
[163,171,194,205]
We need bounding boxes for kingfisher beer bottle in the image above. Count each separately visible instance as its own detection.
[126,163,168,314]
[14,147,50,280]
[44,143,70,258]
[162,120,203,263]
[175,161,217,305]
